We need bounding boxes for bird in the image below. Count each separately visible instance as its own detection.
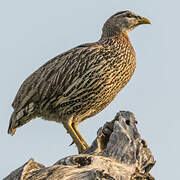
[8,10,151,153]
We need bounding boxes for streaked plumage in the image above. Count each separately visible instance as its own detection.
[8,11,150,153]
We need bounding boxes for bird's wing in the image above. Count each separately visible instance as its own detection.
[12,42,103,112]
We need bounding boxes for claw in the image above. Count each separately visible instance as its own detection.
[69,141,74,146]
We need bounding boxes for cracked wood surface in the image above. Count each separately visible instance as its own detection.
[4,111,155,180]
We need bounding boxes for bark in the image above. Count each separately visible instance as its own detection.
[4,111,155,180]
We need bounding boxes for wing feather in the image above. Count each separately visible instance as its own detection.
[12,42,102,112]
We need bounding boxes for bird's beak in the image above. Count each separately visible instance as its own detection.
[139,17,151,24]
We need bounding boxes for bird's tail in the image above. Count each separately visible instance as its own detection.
[8,111,17,136]
[8,104,38,136]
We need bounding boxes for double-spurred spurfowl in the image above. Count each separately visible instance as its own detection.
[8,11,151,153]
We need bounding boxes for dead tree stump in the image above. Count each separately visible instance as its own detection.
[4,111,155,180]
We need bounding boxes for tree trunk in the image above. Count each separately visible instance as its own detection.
[4,111,155,180]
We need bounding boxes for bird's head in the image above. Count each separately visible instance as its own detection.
[102,10,151,38]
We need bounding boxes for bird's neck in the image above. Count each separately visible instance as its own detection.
[101,23,129,39]
[99,32,130,46]
[98,32,136,67]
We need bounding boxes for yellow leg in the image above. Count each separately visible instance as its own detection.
[72,123,89,148]
[62,117,88,153]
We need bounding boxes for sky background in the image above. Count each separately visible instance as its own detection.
[0,0,179,179]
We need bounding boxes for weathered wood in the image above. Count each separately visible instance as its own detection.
[4,111,155,180]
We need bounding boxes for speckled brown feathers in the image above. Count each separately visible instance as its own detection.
[8,11,150,153]
[8,35,135,131]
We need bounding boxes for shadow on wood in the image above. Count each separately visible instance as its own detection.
[4,111,155,180]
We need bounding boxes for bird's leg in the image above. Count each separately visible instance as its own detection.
[62,117,88,153]
[72,122,89,149]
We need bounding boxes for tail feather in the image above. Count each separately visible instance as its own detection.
[8,111,17,136]
[8,103,37,136]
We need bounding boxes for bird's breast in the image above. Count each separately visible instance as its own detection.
[85,37,136,113]
[100,36,136,90]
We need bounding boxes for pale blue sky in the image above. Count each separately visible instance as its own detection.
[1,0,179,179]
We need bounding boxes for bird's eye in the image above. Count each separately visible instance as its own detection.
[126,14,133,18]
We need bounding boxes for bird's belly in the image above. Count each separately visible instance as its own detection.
[41,110,62,123]
[91,70,134,112]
